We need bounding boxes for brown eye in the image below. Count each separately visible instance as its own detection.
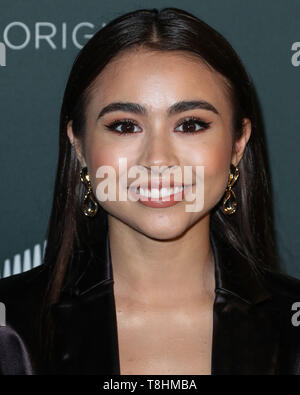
[175,117,212,134]
[105,119,142,135]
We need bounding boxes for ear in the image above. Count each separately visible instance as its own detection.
[231,118,252,167]
[67,120,86,167]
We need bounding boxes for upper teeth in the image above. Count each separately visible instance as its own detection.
[132,186,186,198]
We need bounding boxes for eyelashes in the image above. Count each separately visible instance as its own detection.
[175,116,212,134]
[104,116,212,136]
[105,118,141,135]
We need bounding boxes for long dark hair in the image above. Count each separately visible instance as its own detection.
[40,7,278,370]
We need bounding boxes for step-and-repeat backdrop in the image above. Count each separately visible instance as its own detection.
[0,0,299,278]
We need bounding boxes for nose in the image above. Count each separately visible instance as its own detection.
[139,125,179,172]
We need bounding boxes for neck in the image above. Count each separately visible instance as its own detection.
[108,214,215,308]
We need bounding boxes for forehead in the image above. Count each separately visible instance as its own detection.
[86,49,232,115]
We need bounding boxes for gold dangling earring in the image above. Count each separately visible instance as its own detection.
[222,163,239,215]
[79,167,99,217]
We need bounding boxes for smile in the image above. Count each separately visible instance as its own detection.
[131,185,189,198]
[128,184,193,208]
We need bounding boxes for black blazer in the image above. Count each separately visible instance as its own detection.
[0,229,300,375]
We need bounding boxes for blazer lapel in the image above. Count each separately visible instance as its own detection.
[49,225,121,374]
[50,224,283,375]
[210,230,283,375]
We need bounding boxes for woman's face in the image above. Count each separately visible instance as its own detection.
[68,49,251,240]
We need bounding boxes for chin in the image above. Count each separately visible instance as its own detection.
[132,218,191,241]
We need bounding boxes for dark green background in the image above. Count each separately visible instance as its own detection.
[0,0,299,277]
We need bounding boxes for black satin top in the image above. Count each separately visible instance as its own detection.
[1,227,300,375]
[0,325,33,375]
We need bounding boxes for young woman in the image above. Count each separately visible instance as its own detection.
[1,7,300,375]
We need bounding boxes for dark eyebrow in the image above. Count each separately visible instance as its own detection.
[97,100,219,120]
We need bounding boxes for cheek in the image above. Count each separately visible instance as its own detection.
[205,148,231,203]
[85,129,140,170]
[188,138,232,207]
[81,139,117,206]
[85,138,123,180]
[84,137,139,201]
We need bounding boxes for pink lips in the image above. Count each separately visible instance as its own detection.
[128,184,194,208]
